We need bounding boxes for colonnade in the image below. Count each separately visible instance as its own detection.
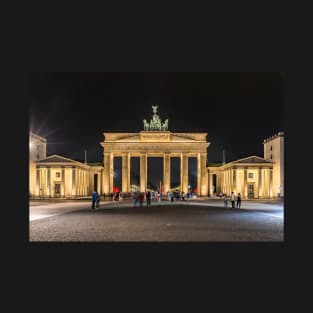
[103,152,208,196]
[208,167,273,198]
[34,166,100,197]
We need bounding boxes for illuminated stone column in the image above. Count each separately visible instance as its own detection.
[103,153,110,194]
[44,168,48,196]
[140,153,147,192]
[81,169,84,195]
[36,167,40,196]
[61,167,65,197]
[200,153,208,196]
[197,153,201,195]
[39,168,46,196]
[77,168,80,196]
[122,154,129,192]
[228,169,231,195]
[76,168,79,196]
[97,171,101,194]
[229,169,232,194]
[83,170,86,195]
[79,169,81,195]
[208,172,213,196]
[269,169,273,198]
[258,168,262,198]
[243,167,248,198]
[47,167,50,197]
[72,166,76,196]
[163,153,171,193]
[216,173,221,194]
[264,168,270,198]
[109,153,114,193]
[233,168,237,194]
[90,171,94,194]
[127,153,131,192]
[180,154,188,193]
[227,169,229,194]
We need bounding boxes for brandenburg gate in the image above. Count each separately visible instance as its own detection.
[100,106,210,196]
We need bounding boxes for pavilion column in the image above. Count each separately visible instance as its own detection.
[200,153,208,196]
[228,169,231,195]
[72,166,76,197]
[84,170,87,195]
[163,153,171,193]
[269,169,273,198]
[109,153,114,193]
[61,167,65,197]
[122,154,129,192]
[81,169,84,195]
[244,167,248,198]
[36,167,40,196]
[258,168,262,198]
[233,168,237,194]
[78,168,81,196]
[226,169,230,195]
[229,169,232,195]
[97,171,101,194]
[86,170,90,195]
[47,167,51,197]
[101,169,104,195]
[103,153,110,194]
[197,153,201,195]
[76,169,79,196]
[89,171,94,194]
[262,169,266,198]
[140,153,147,192]
[265,168,270,198]
[77,168,80,196]
[180,154,188,193]
[208,172,213,196]
[127,153,131,192]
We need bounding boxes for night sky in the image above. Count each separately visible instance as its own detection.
[29,72,284,164]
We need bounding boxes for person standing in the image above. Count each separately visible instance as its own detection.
[91,190,97,210]
[167,191,171,201]
[181,191,185,201]
[157,191,161,202]
[237,193,242,209]
[96,191,100,208]
[146,190,152,207]
[223,193,228,207]
[139,192,144,207]
[230,191,235,209]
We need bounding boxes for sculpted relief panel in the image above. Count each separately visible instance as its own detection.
[102,142,208,154]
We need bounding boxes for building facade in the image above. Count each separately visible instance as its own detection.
[29,107,284,199]
[100,131,209,195]
[263,132,284,197]
[29,133,103,198]
[208,132,284,199]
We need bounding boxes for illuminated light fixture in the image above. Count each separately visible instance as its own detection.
[29,141,33,149]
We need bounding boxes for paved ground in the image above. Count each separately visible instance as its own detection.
[29,199,284,242]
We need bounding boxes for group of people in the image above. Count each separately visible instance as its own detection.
[166,190,187,202]
[133,191,153,207]
[223,191,242,209]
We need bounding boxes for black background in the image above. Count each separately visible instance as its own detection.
[4,6,306,308]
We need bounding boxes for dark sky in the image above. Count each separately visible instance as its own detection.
[29,72,284,163]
